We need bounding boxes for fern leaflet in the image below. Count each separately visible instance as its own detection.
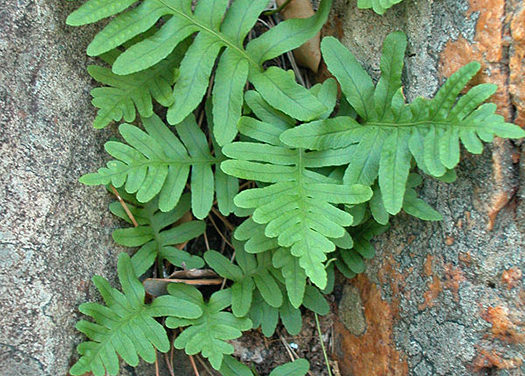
[70,253,203,376]
[281,31,525,216]
[80,113,237,218]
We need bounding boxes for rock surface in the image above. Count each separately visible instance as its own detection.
[329,0,525,375]
[0,0,192,375]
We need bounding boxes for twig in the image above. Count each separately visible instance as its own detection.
[208,212,234,249]
[210,207,235,232]
[314,313,333,376]
[155,351,160,376]
[189,355,201,376]
[165,341,176,376]
[110,185,138,227]
[203,231,210,251]
[196,354,218,375]
[278,333,296,362]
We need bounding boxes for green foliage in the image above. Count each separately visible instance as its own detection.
[88,48,185,129]
[205,243,284,317]
[109,192,206,276]
[281,31,525,216]
[69,254,203,376]
[67,0,333,145]
[357,0,404,14]
[69,0,525,373]
[165,284,252,370]
[80,113,237,218]
[222,90,373,289]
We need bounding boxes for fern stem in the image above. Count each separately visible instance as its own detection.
[314,312,333,376]
[110,185,138,227]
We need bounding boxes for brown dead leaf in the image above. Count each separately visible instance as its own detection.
[144,277,224,297]
[276,0,322,73]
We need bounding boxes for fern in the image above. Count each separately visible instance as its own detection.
[165,284,252,370]
[281,31,525,216]
[109,192,205,276]
[357,0,404,14]
[88,47,185,129]
[70,253,203,376]
[222,89,372,289]
[80,113,237,218]
[204,242,284,317]
[67,0,333,145]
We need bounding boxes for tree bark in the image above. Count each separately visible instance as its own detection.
[329,1,525,375]
[0,1,192,375]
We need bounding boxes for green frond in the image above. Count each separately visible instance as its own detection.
[357,0,404,15]
[68,0,333,145]
[166,285,252,370]
[222,92,372,289]
[282,32,525,216]
[70,254,203,376]
[204,242,284,317]
[109,192,205,276]
[88,47,186,129]
[80,113,238,218]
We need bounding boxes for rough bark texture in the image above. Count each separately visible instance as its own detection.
[328,0,525,375]
[0,0,192,375]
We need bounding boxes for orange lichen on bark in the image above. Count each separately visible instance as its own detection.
[443,264,466,302]
[509,7,525,126]
[473,349,523,371]
[418,256,443,310]
[501,267,523,289]
[481,306,525,343]
[439,0,515,122]
[333,275,409,376]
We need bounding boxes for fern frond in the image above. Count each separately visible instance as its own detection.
[109,192,205,276]
[204,242,284,317]
[88,48,185,129]
[357,0,404,15]
[70,253,203,376]
[80,113,237,218]
[67,0,333,144]
[222,91,372,289]
[281,31,525,216]
[166,285,252,370]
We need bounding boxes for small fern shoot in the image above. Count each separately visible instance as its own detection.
[166,284,252,370]
[109,192,206,276]
[70,253,203,376]
[281,31,525,216]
